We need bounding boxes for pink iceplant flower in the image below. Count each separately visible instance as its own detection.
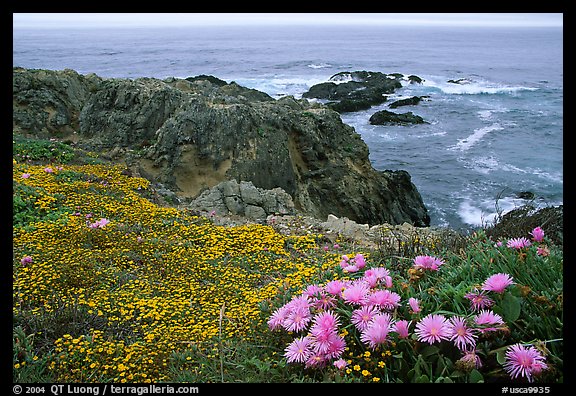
[415,314,451,344]
[530,226,545,242]
[20,256,33,266]
[413,255,444,271]
[464,289,494,311]
[507,237,532,249]
[341,280,370,305]
[474,310,505,333]
[448,316,477,350]
[351,305,379,331]
[503,343,548,383]
[88,218,111,229]
[408,297,421,313]
[324,279,346,296]
[393,320,411,339]
[368,289,401,310]
[360,313,394,349]
[482,273,515,294]
[284,336,312,364]
[333,358,348,370]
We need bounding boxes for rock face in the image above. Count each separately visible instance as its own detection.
[12,67,431,227]
[302,70,403,113]
[189,179,296,222]
[388,96,428,109]
[369,110,428,125]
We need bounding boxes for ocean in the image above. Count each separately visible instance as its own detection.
[12,24,563,231]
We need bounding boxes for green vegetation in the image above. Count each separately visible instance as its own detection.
[13,136,563,383]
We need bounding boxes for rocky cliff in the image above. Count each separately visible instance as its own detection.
[12,67,430,226]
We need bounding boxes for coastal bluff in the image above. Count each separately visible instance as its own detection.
[12,67,430,227]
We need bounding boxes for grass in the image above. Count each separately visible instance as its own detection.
[12,136,563,383]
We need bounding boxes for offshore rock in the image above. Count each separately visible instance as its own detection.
[302,70,405,113]
[12,67,430,227]
[369,110,428,125]
[388,96,429,109]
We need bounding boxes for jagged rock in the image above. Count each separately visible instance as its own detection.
[485,205,563,246]
[12,67,431,227]
[369,110,428,125]
[267,213,463,251]
[189,179,296,222]
[447,78,472,85]
[302,70,407,113]
[407,75,423,84]
[388,96,429,109]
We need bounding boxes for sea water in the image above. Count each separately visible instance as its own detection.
[13,24,563,231]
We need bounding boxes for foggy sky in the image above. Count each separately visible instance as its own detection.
[13,13,564,29]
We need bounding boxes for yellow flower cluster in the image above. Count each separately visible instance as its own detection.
[13,163,332,382]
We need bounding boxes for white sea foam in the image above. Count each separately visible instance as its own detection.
[422,77,538,95]
[307,63,332,69]
[458,197,525,227]
[230,76,328,98]
[450,123,504,151]
[468,155,528,175]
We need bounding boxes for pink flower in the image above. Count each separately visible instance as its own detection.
[448,316,477,350]
[360,313,394,349]
[408,297,421,313]
[285,306,312,333]
[333,358,348,370]
[21,173,31,179]
[474,310,505,333]
[43,167,53,173]
[413,255,444,271]
[482,273,515,294]
[313,292,337,311]
[415,314,451,344]
[309,329,345,359]
[363,267,391,288]
[284,336,312,363]
[325,335,346,359]
[507,237,532,249]
[394,320,411,338]
[457,350,483,370]
[368,289,401,310]
[311,311,340,333]
[268,306,290,330]
[530,226,545,242]
[303,284,323,299]
[464,289,494,311]
[20,256,33,266]
[537,246,550,257]
[324,280,346,296]
[503,343,548,383]
[354,253,366,269]
[88,218,111,229]
[342,281,369,305]
[351,305,379,331]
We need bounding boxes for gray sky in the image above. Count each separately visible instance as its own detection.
[13,13,564,29]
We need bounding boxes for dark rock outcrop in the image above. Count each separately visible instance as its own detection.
[12,67,430,227]
[369,110,428,125]
[388,96,429,109]
[485,205,563,247]
[302,70,406,113]
[189,179,296,222]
